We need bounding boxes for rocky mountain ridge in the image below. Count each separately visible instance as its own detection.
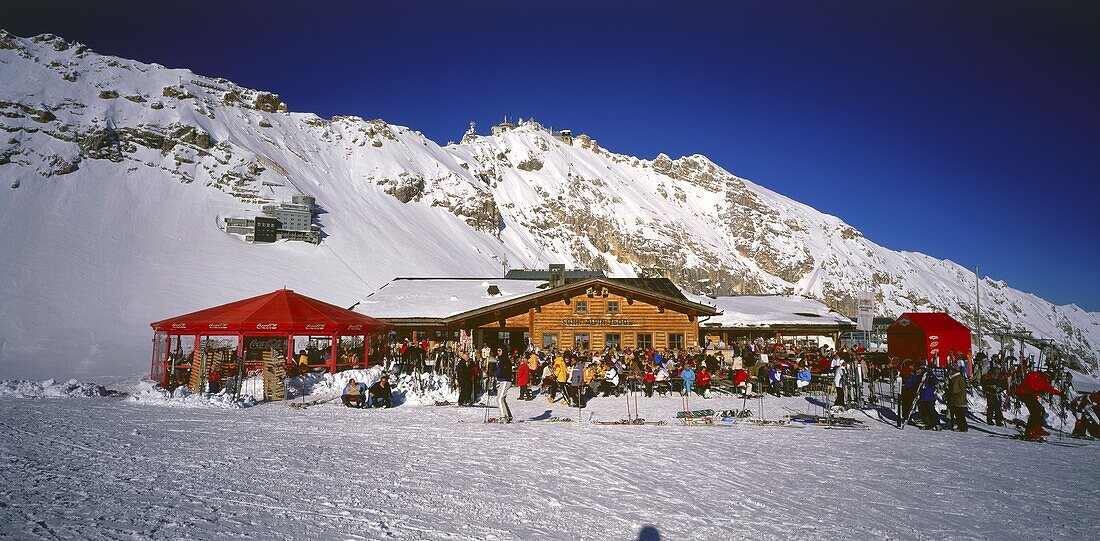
[0,30,1096,377]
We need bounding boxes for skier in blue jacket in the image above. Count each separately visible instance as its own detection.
[769,365,784,396]
[917,369,940,430]
[795,364,812,395]
[680,365,696,397]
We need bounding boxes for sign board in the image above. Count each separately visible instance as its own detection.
[561,318,635,327]
[856,290,875,332]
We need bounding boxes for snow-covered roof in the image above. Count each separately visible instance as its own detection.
[699,295,855,329]
[352,278,548,320]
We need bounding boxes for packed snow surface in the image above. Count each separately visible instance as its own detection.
[1,389,1097,540]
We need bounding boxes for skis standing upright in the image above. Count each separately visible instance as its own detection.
[895,370,904,429]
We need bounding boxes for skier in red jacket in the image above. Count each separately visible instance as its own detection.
[516,358,532,400]
[696,367,712,398]
[1017,370,1061,440]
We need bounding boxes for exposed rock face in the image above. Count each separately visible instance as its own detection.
[516,157,543,171]
[651,153,726,192]
[0,30,1096,371]
[253,92,287,113]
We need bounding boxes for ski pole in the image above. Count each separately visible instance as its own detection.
[633,376,640,421]
[625,380,631,422]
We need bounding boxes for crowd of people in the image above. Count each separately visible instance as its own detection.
[369,339,883,422]
[344,337,1095,439]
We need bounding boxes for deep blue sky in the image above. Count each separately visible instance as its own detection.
[8,1,1100,310]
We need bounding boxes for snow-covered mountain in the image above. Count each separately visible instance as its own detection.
[1,30,1097,379]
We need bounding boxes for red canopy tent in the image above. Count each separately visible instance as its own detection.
[149,289,391,391]
[887,312,972,367]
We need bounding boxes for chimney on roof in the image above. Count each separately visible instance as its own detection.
[549,264,566,288]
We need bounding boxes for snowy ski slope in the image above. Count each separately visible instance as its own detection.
[0,30,1097,379]
[0,389,1096,540]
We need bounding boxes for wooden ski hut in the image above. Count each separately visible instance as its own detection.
[353,274,716,353]
[887,312,971,365]
[149,289,391,399]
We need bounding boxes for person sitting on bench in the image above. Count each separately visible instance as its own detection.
[642,365,656,398]
[654,363,671,396]
[600,361,620,397]
[341,378,366,408]
[733,368,752,397]
[795,362,811,395]
[696,365,711,398]
[368,374,393,408]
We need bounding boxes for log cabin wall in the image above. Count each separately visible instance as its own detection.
[478,291,698,350]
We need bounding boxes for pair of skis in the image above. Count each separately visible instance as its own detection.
[463,416,574,424]
[987,432,1088,448]
[288,397,336,409]
[594,419,665,426]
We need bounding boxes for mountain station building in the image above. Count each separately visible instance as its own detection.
[698,294,857,350]
[351,266,718,353]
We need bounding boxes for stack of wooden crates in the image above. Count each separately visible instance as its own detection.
[262,350,286,402]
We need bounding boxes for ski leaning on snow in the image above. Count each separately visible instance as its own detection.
[460,417,574,424]
[784,410,868,429]
[593,418,666,426]
[680,416,803,428]
[986,432,1089,448]
[288,397,336,409]
[674,409,717,418]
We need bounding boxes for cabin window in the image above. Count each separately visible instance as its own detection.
[542,333,558,349]
[636,333,653,350]
[574,333,590,350]
[668,333,685,350]
[605,333,621,350]
[607,300,620,314]
[575,300,588,314]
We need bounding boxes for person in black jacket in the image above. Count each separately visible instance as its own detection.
[756,362,771,397]
[980,366,1008,426]
[1070,392,1100,438]
[456,355,475,406]
[367,375,392,408]
[900,363,920,426]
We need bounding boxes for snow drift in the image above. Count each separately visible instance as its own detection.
[0,378,117,399]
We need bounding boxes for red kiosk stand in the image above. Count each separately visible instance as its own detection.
[149,289,391,394]
[887,312,972,367]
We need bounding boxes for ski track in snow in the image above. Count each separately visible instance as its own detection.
[1,392,1097,541]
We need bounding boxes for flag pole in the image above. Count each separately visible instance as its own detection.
[976,265,982,355]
